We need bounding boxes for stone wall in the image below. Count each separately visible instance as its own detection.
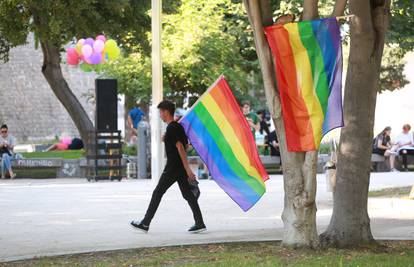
[0,37,96,142]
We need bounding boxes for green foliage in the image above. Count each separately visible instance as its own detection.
[0,0,151,60]
[102,0,264,109]
[379,45,409,92]
[388,0,414,52]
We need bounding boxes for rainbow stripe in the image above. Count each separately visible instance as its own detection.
[264,18,344,151]
[180,77,268,211]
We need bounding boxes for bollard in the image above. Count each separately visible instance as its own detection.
[137,121,148,179]
[127,162,137,179]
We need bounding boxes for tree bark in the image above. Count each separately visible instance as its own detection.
[332,0,348,17]
[40,41,94,149]
[244,0,319,248]
[320,0,391,247]
[31,9,94,151]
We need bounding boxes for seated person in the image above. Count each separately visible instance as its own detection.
[372,126,397,171]
[392,124,414,171]
[267,121,280,156]
[46,137,84,151]
[257,110,270,136]
[267,130,280,156]
[0,124,16,179]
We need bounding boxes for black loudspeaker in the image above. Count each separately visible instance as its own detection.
[95,79,118,131]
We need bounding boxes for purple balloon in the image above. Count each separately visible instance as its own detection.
[84,38,95,47]
[89,52,102,65]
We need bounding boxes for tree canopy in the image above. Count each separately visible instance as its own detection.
[0,1,153,59]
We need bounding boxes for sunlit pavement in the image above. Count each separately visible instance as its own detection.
[1,172,413,262]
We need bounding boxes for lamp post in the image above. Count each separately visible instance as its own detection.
[151,0,164,183]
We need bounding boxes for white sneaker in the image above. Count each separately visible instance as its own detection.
[390,168,399,172]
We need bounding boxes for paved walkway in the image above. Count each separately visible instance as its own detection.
[0,173,413,262]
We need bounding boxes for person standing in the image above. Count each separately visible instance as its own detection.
[242,101,260,140]
[130,100,206,233]
[0,124,16,179]
[127,100,145,142]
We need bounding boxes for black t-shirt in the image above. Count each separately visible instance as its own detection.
[373,133,390,151]
[164,121,188,176]
[259,120,270,136]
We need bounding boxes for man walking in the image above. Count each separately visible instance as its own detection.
[130,100,206,233]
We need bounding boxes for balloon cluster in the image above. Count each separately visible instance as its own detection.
[66,35,120,72]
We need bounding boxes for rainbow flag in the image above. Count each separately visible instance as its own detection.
[264,18,344,151]
[180,76,268,211]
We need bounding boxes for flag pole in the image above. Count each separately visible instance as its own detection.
[151,0,164,184]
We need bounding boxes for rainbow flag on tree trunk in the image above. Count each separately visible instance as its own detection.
[180,76,268,211]
[264,17,344,152]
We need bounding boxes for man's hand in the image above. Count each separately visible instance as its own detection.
[186,168,196,181]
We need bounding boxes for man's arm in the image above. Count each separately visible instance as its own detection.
[176,141,196,180]
[127,116,137,135]
[377,138,389,150]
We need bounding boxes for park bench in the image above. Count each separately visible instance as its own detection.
[371,153,414,172]
[371,154,388,172]
[260,155,281,174]
[8,158,63,178]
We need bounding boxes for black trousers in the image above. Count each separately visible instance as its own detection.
[399,149,414,169]
[142,172,204,226]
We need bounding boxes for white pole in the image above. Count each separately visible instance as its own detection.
[151,0,163,183]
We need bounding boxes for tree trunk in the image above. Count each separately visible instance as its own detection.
[244,0,319,248]
[40,41,94,149]
[320,0,391,247]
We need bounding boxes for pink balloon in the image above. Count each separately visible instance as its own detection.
[67,54,79,65]
[96,35,106,42]
[81,44,93,58]
[84,38,94,47]
[66,48,79,65]
[77,38,85,45]
[93,40,105,53]
[89,52,102,65]
[66,47,77,57]
[84,56,92,64]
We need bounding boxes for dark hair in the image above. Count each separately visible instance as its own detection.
[0,124,7,130]
[257,110,265,116]
[157,100,175,116]
[380,126,391,136]
[242,101,251,107]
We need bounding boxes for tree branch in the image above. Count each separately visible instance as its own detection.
[259,0,274,27]
[243,0,281,119]
[332,0,348,17]
[303,0,319,20]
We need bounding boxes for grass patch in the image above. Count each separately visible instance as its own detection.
[15,168,58,179]
[1,241,413,267]
[22,150,85,159]
[369,186,412,198]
